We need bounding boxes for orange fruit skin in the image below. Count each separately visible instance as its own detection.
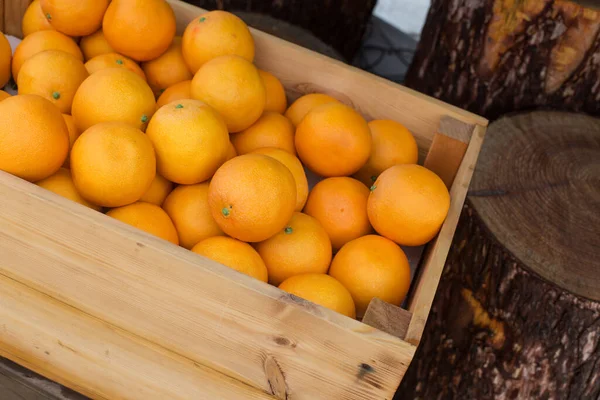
[142,37,192,95]
[295,102,371,177]
[40,0,109,37]
[191,55,265,133]
[70,122,156,208]
[329,235,411,318]
[278,273,355,318]
[18,50,89,114]
[354,120,419,186]
[256,212,332,286]
[71,68,156,133]
[12,30,83,82]
[230,112,296,156]
[208,154,297,243]
[258,70,287,114]
[285,93,339,127]
[36,167,100,210]
[192,236,268,282]
[303,177,372,251]
[80,29,115,61]
[368,164,450,246]
[156,80,192,110]
[139,174,173,206]
[146,99,230,185]
[107,202,179,245]
[22,0,55,37]
[103,0,176,62]
[0,33,11,88]
[85,53,146,81]
[0,90,11,101]
[0,94,69,182]
[182,10,254,73]
[61,114,80,168]
[251,147,308,211]
[163,183,224,250]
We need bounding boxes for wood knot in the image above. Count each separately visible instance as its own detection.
[264,355,289,400]
[279,292,325,317]
[356,363,383,389]
[273,336,296,348]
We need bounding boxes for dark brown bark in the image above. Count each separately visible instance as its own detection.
[396,112,600,399]
[182,0,376,61]
[405,0,600,121]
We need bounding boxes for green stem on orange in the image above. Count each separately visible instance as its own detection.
[52,91,60,100]
[284,227,293,234]
[222,207,230,217]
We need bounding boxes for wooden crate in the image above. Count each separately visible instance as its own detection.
[0,1,488,399]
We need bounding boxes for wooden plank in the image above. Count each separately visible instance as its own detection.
[167,0,488,159]
[0,274,273,400]
[1,0,5,33]
[362,298,412,340]
[424,135,469,189]
[405,124,487,345]
[0,171,415,400]
[3,0,29,37]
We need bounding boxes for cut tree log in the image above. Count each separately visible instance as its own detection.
[405,0,600,120]
[397,111,600,399]
[183,0,375,61]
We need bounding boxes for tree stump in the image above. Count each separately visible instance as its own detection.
[405,0,600,120]
[397,111,600,399]
[183,0,375,61]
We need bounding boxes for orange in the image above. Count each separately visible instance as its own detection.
[103,0,176,62]
[163,183,224,250]
[230,112,295,156]
[36,167,100,210]
[0,90,10,101]
[225,141,237,161]
[304,177,372,251]
[208,154,296,242]
[40,0,109,37]
[142,37,192,95]
[251,147,308,211]
[139,174,173,206]
[191,55,265,132]
[146,99,230,184]
[107,202,179,245]
[1,33,12,88]
[296,102,371,177]
[85,52,146,80]
[18,50,89,114]
[368,164,450,246]
[11,30,83,82]
[0,94,69,182]
[71,68,156,132]
[156,80,192,110]
[22,0,55,37]
[278,274,355,318]
[70,122,156,207]
[182,10,254,73]
[259,70,287,114]
[285,93,339,127]
[61,114,80,168]
[192,236,268,282]
[80,29,114,61]
[256,212,332,286]
[354,120,419,186]
[329,235,411,317]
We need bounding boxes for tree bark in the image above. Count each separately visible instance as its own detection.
[405,0,600,120]
[396,111,600,399]
[183,0,376,62]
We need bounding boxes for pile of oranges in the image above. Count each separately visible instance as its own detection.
[0,0,451,320]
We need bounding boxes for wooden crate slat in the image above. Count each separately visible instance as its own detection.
[0,171,415,400]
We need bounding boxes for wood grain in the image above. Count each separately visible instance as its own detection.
[405,124,487,345]
[362,298,412,340]
[3,0,28,36]
[0,171,415,400]
[167,0,488,160]
[469,111,600,300]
